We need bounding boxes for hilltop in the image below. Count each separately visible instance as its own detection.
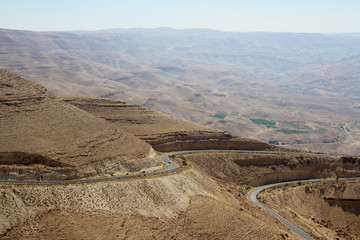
[0,69,159,180]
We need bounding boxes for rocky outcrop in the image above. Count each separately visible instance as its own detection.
[141,131,274,152]
[324,198,360,210]
[181,152,360,187]
[0,69,161,181]
[0,152,65,167]
[63,97,281,152]
[0,151,161,181]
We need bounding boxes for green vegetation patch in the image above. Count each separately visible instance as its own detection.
[277,121,312,130]
[210,111,228,119]
[275,129,309,134]
[246,116,324,135]
[314,126,327,134]
[241,114,250,118]
[250,118,276,127]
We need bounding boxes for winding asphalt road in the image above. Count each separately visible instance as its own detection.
[0,153,180,184]
[343,123,353,143]
[1,150,337,184]
[1,150,358,239]
[248,177,360,240]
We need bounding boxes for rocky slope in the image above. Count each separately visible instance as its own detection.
[0,70,301,240]
[179,152,360,239]
[62,97,277,152]
[260,180,360,239]
[0,167,301,240]
[0,69,160,180]
[179,152,360,187]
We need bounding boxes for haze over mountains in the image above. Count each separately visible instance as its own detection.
[1,27,360,154]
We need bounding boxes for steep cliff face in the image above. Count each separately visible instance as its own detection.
[62,97,277,152]
[0,69,161,180]
[146,133,273,152]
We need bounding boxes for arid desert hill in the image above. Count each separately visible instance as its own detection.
[260,179,360,239]
[0,69,160,180]
[61,96,276,152]
[0,69,360,239]
[0,70,304,240]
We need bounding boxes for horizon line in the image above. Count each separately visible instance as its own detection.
[1,27,359,35]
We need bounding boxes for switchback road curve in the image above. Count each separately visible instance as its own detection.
[248,177,360,240]
[1,150,358,239]
[1,150,337,184]
[0,152,180,184]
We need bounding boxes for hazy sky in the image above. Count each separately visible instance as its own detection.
[1,0,359,33]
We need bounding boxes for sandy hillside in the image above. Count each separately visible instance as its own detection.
[2,150,357,239]
[179,152,360,239]
[179,152,360,186]
[0,69,160,180]
[260,180,360,240]
[0,167,301,240]
[61,97,278,152]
